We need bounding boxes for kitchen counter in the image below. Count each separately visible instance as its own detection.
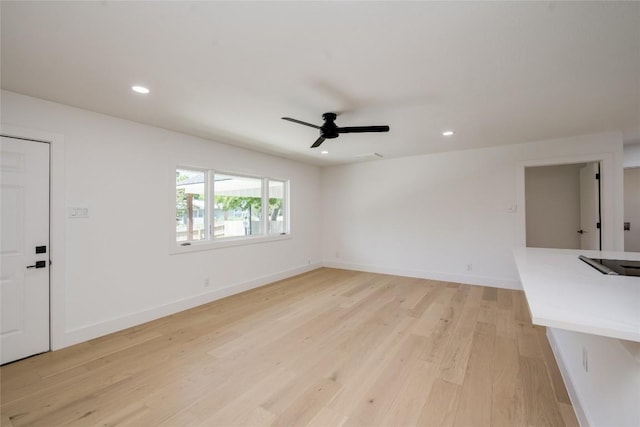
[513,247,640,342]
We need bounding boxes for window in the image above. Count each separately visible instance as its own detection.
[176,169,208,243]
[213,174,263,238]
[175,168,289,246]
[268,180,286,235]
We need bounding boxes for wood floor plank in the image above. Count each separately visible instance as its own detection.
[194,367,295,426]
[477,304,497,325]
[482,286,498,302]
[0,268,577,427]
[418,287,469,364]
[343,334,430,426]
[304,406,348,427]
[517,323,544,359]
[157,410,202,427]
[491,336,526,427]
[519,356,566,427]
[513,290,533,323]
[496,288,514,310]
[536,327,572,405]
[379,358,437,426]
[325,316,417,416]
[0,414,15,427]
[416,378,461,427]
[453,322,496,427]
[495,307,518,339]
[409,284,442,318]
[234,406,277,427]
[75,400,151,427]
[558,402,581,427]
[438,302,480,385]
[269,376,342,427]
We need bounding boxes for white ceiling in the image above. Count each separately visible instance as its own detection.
[2,1,639,166]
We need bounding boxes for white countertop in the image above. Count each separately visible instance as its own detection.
[513,247,640,342]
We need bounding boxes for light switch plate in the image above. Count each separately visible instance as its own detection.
[68,206,89,218]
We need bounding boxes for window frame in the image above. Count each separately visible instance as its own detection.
[172,166,290,254]
[266,178,288,236]
[212,172,265,239]
[175,167,210,243]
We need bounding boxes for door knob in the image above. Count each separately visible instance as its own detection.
[26,260,46,269]
[577,229,586,234]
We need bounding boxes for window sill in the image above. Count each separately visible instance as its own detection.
[170,233,292,255]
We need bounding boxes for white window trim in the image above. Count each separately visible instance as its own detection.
[171,233,292,254]
[171,166,291,254]
[267,177,289,236]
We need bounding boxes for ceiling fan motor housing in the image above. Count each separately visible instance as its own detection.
[320,112,339,139]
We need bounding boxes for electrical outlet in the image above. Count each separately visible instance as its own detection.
[582,347,589,372]
[204,277,210,287]
[335,251,340,259]
[307,259,311,265]
[466,264,473,272]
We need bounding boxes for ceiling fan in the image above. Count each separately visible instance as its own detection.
[282,112,390,148]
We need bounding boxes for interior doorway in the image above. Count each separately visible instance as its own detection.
[624,167,640,252]
[525,161,601,250]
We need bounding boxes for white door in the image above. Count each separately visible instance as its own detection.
[579,162,601,250]
[1,136,50,364]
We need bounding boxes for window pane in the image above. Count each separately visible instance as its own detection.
[214,174,263,238]
[176,169,207,242]
[268,180,286,235]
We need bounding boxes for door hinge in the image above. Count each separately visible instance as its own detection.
[596,222,601,229]
[595,173,600,180]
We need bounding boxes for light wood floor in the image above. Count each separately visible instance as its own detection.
[1,268,578,427]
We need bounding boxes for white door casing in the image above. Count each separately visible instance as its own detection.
[1,136,50,364]
[517,151,619,252]
[579,162,601,251]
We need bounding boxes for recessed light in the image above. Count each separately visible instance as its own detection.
[321,150,329,155]
[442,130,455,137]
[131,85,150,94]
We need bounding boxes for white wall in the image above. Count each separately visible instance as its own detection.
[548,329,640,427]
[1,90,322,349]
[525,163,582,250]
[623,143,640,168]
[321,132,624,289]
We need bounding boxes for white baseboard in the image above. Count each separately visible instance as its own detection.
[322,260,522,290]
[57,262,322,349]
[546,328,590,427]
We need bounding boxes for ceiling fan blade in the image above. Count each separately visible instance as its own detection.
[282,117,321,129]
[337,125,390,134]
[310,136,326,148]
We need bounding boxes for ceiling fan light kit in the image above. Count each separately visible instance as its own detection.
[282,112,390,148]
